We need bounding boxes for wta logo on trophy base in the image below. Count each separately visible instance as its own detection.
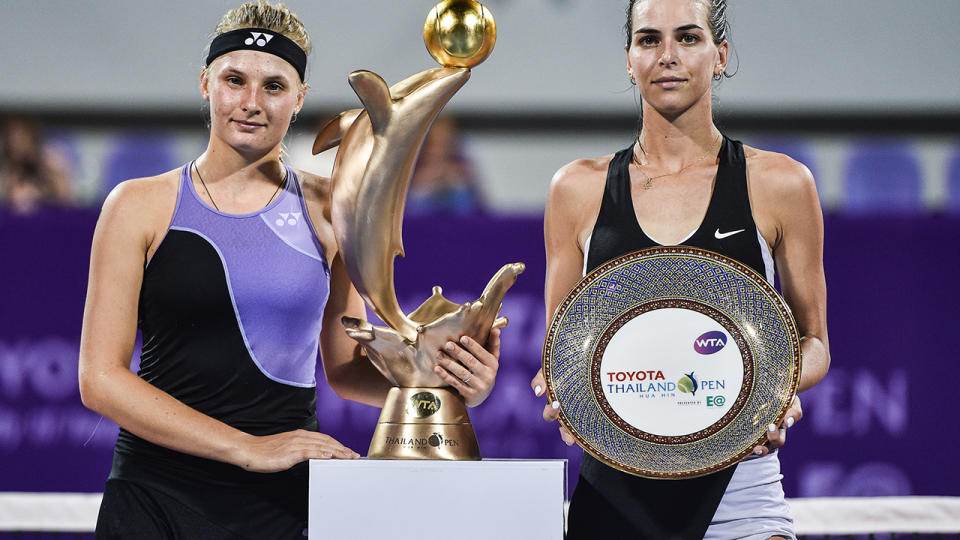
[405,392,442,418]
[694,331,728,354]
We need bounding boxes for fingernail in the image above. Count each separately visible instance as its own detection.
[785,417,795,428]
[460,336,469,345]
[434,366,442,373]
[534,385,543,396]
[552,401,560,410]
[754,447,763,455]
[322,451,332,458]
[768,423,777,433]
[445,342,455,351]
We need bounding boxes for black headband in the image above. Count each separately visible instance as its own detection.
[206,27,307,81]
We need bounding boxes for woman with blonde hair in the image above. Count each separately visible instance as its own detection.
[531,0,829,537]
[80,2,501,537]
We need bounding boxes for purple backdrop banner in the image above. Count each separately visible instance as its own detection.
[1,208,957,497]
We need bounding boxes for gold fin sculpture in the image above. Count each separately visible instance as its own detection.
[314,67,524,389]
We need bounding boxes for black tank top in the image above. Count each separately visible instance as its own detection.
[586,135,770,279]
[568,135,773,540]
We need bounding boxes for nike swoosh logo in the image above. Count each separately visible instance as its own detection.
[715,228,745,240]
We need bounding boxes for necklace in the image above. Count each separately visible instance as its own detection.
[633,134,722,190]
[193,161,286,212]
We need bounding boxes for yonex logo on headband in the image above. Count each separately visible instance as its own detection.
[244,32,274,47]
[206,27,308,81]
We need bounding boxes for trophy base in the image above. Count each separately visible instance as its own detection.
[367,388,481,460]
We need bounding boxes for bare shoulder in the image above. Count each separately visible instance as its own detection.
[294,169,333,228]
[293,168,337,262]
[296,169,332,205]
[545,154,614,248]
[548,155,612,208]
[101,169,180,229]
[743,145,822,247]
[743,145,817,200]
[93,168,181,261]
[551,155,611,189]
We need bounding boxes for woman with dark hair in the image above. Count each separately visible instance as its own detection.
[531,0,829,538]
[79,2,501,537]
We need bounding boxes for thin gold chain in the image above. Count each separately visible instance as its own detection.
[633,134,722,190]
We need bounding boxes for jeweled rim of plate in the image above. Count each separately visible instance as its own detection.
[542,246,801,479]
[590,298,755,444]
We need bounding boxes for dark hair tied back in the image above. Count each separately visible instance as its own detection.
[708,0,730,44]
[624,0,730,48]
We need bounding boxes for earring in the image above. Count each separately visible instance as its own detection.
[291,112,298,124]
[630,76,636,85]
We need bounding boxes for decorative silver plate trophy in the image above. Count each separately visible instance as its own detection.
[543,247,801,478]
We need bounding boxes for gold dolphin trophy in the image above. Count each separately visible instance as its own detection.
[313,0,522,460]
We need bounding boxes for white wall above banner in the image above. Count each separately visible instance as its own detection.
[2,0,959,114]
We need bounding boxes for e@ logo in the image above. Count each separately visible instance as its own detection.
[706,395,726,407]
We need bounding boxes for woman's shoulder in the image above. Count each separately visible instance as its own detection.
[545,154,615,236]
[103,168,181,219]
[293,168,332,203]
[742,145,821,229]
[549,154,615,198]
[742,145,816,195]
[293,168,333,225]
[95,167,182,251]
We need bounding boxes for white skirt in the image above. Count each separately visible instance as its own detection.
[704,450,795,540]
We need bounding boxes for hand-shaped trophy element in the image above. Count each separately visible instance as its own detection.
[313,0,521,459]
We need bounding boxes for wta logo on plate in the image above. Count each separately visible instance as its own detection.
[599,309,744,437]
[693,331,728,355]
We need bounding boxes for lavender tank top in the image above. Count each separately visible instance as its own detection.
[113,163,330,490]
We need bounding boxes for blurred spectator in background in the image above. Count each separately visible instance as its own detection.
[0,117,73,214]
[407,115,484,215]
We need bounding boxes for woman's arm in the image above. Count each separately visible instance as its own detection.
[542,162,600,333]
[296,171,392,407]
[751,152,831,392]
[530,159,607,443]
[79,178,357,472]
[772,174,830,393]
[749,150,831,454]
[317,253,394,407]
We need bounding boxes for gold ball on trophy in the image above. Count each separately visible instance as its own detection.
[423,0,497,69]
